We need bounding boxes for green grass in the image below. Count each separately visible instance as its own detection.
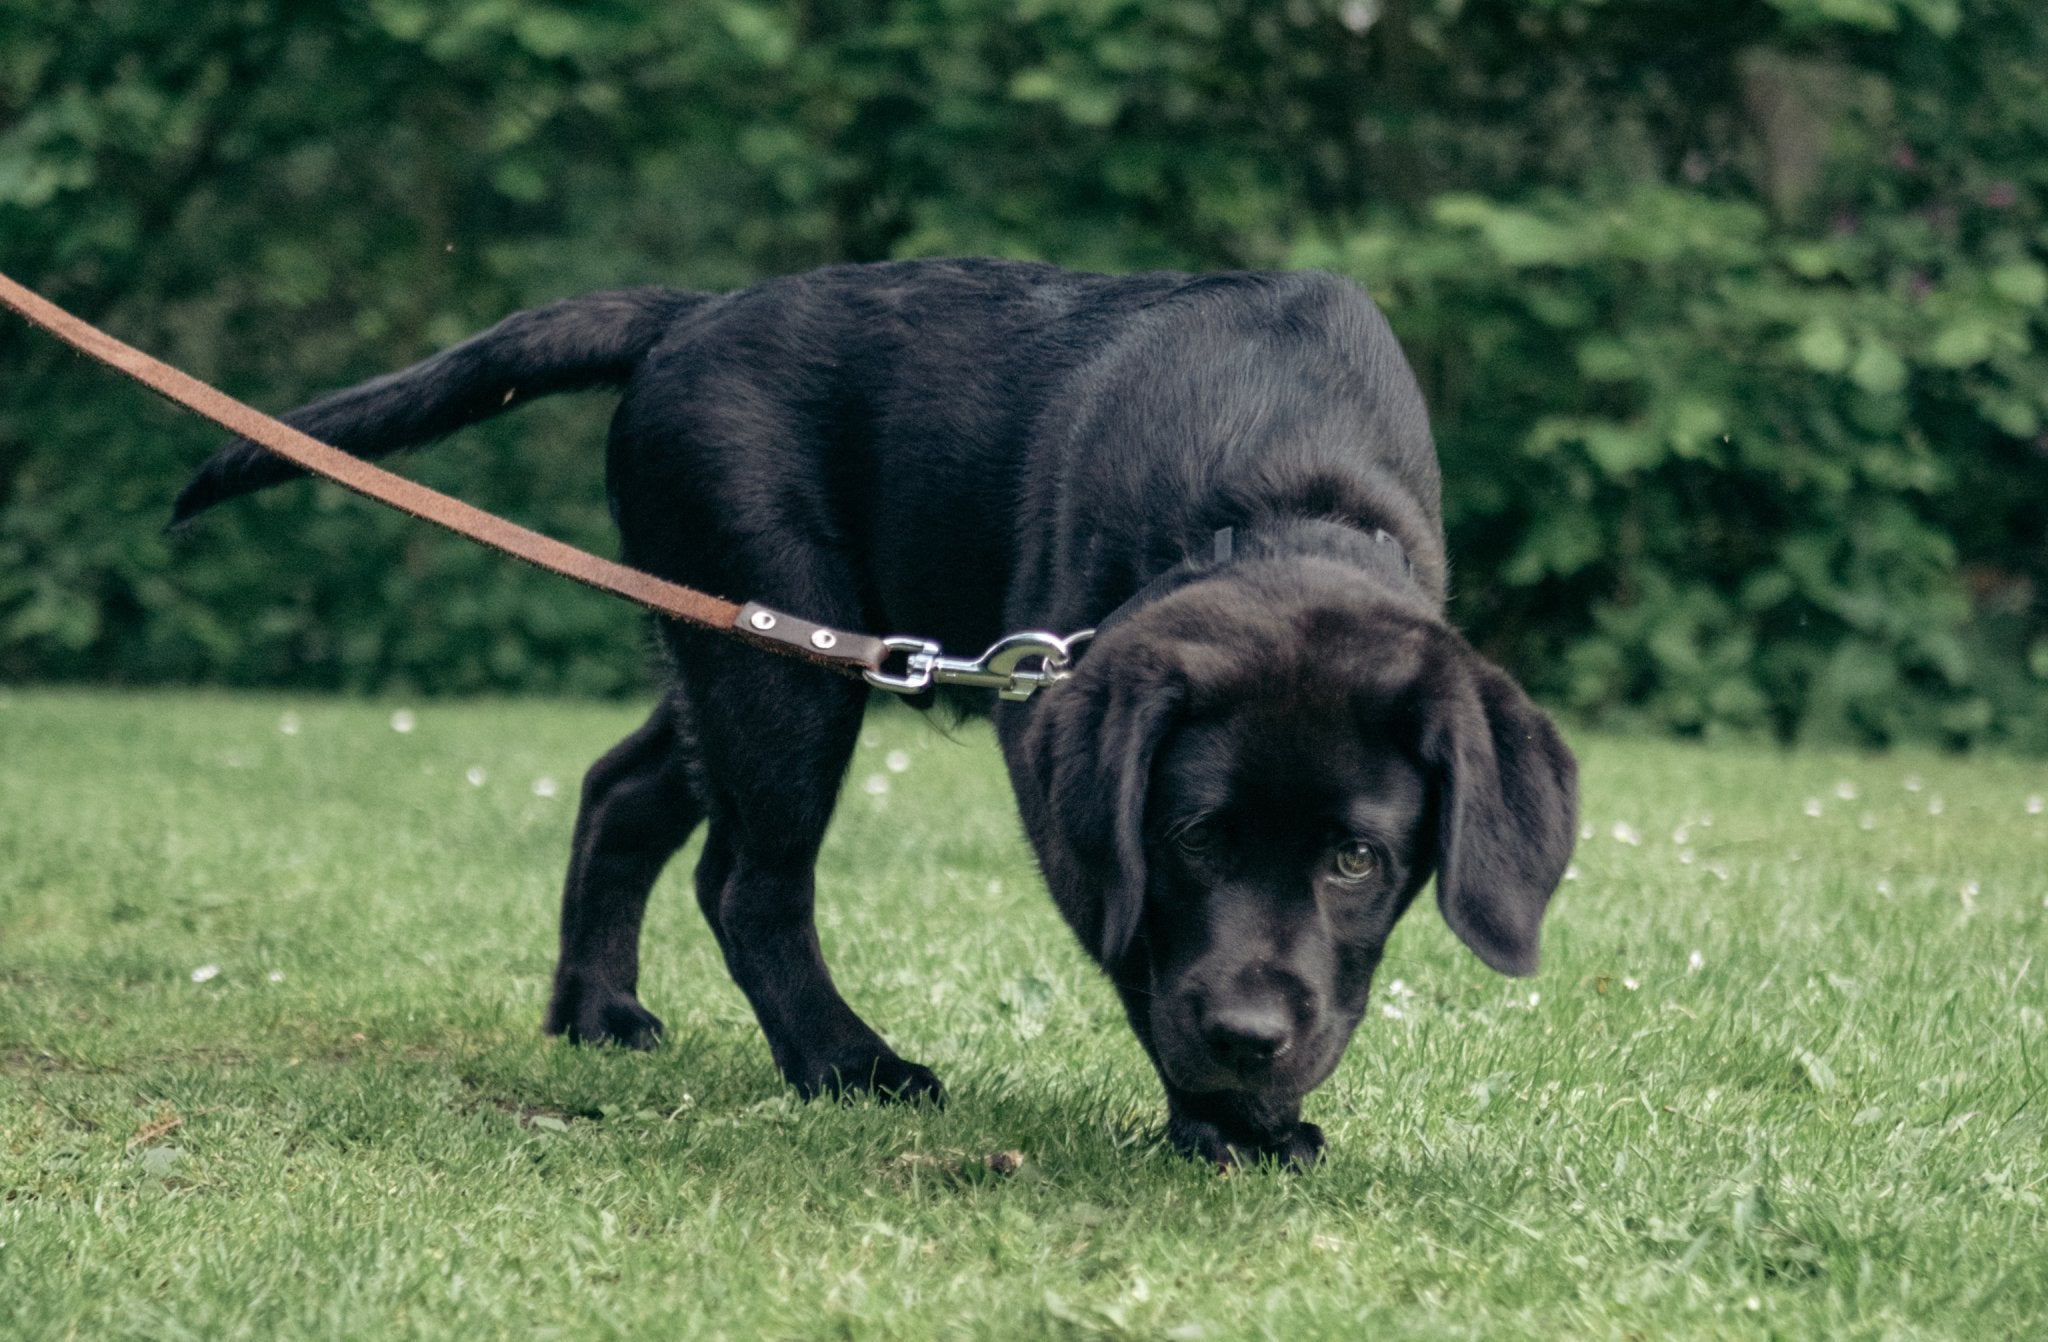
[3,689,2045,1339]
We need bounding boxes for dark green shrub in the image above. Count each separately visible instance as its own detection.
[3,0,2042,745]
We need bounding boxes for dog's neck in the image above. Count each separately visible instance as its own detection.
[1088,518,1418,644]
[1244,516,1417,590]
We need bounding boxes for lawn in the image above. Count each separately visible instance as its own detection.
[2,689,2044,1339]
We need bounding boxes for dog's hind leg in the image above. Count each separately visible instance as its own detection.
[682,649,945,1106]
[544,694,703,1048]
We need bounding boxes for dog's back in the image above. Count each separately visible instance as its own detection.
[173,259,1441,647]
[602,260,1443,648]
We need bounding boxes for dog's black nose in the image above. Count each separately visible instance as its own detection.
[1202,1001,1294,1070]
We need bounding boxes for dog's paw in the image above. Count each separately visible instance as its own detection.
[543,984,666,1050]
[1168,1114,1325,1171]
[797,1054,947,1108]
[1265,1119,1326,1169]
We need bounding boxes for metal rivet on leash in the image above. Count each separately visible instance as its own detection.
[810,629,837,650]
[749,610,777,631]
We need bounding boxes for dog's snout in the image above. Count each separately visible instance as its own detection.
[1201,999,1295,1070]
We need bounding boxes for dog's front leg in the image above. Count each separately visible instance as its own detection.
[684,662,943,1106]
[694,823,943,1104]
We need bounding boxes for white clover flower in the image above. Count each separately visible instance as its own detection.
[885,749,911,773]
[531,776,558,798]
[1858,813,1875,831]
[1687,950,1705,973]
[191,964,221,984]
[863,774,890,796]
[1834,780,1858,801]
[1803,798,1823,818]
[267,970,285,983]
[390,709,416,734]
[278,712,302,736]
[1622,977,1640,991]
[1563,864,1580,881]
[1928,796,1944,816]
[1611,821,1642,846]
[1904,773,1923,793]
[2027,795,2043,815]
[1679,848,1695,865]
[465,766,486,787]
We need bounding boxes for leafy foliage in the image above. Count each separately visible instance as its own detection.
[3,0,2043,744]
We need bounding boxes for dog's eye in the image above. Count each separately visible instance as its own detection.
[1172,821,1217,855]
[1331,841,1378,882]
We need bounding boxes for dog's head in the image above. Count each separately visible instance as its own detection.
[1016,551,1576,1103]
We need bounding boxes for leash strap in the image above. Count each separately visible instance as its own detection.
[0,270,889,677]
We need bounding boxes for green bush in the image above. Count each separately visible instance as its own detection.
[3,0,2043,745]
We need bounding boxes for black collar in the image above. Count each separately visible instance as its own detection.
[1087,523,1413,646]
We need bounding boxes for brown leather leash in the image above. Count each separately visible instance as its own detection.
[2,269,1089,694]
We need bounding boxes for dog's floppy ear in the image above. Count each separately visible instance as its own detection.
[1419,641,1578,977]
[1023,660,1183,966]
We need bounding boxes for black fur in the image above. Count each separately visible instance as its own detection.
[170,288,703,523]
[174,259,1578,1167]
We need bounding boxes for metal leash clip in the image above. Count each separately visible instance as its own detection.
[863,628,1094,701]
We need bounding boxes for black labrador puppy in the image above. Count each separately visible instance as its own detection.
[173,259,1578,1167]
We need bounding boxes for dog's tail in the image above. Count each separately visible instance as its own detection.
[168,287,704,526]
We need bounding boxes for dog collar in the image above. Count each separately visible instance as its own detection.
[858,524,1410,703]
[1086,523,1412,647]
